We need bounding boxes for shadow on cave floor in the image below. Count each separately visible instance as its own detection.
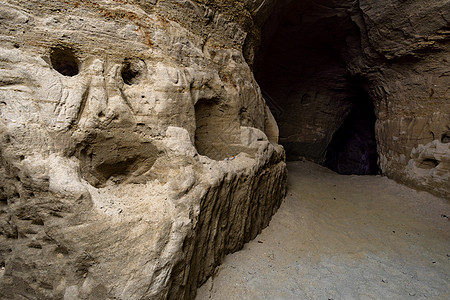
[196,161,450,300]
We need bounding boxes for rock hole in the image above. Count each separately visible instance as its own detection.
[27,242,42,249]
[419,158,439,169]
[31,218,44,226]
[75,134,158,187]
[3,135,10,144]
[0,186,6,205]
[121,58,146,85]
[54,245,69,255]
[195,99,241,160]
[441,132,450,143]
[50,46,80,76]
[96,157,138,180]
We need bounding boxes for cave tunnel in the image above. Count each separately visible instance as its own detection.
[254,0,379,175]
[324,81,379,175]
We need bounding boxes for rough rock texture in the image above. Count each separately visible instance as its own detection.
[197,161,450,300]
[0,1,286,299]
[255,0,450,197]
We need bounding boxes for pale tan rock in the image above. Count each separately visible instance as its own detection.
[405,139,450,198]
[0,1,286,299]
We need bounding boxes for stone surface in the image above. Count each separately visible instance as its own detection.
[255,0,450,197]
[405,139,450,197]
[0,1,286,299]
[197,161,450,300]
[1,0,449,298]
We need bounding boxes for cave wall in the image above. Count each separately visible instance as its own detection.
[255,0,450,198]
[359,0,450,198]
[0,0,448,298]
[0,1,286,299]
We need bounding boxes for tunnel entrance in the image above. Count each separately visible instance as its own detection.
[325,88,379,175]
[254,0,380,174]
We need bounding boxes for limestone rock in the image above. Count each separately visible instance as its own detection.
[0,1,286,299]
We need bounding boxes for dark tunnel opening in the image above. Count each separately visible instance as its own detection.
[324,87,379,175]
[254,0,380,175]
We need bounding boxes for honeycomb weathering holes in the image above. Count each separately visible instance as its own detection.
[50,47,80,77]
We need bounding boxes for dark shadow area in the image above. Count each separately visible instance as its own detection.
[254,0,380,174]
[50,47,79,76]
[121,58,146,85]
[325,89,379,175]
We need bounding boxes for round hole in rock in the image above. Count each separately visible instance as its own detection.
[121,58,146,85]
[441,132,450,143]
[325,91,379,175]
[50,47,79,76]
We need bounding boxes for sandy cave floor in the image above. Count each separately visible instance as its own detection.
[196,161,450,300]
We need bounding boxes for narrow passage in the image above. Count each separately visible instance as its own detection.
[197,161,450,299]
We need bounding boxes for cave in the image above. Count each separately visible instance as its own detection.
[324,85,379,175]
[2,0,449,299]
[254,0,380,174]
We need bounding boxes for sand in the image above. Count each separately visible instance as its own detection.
[196,161,450,300]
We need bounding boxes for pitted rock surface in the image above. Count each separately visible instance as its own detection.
[0,1,286,299]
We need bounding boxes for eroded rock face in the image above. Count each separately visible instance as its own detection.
[0,1,286,299]
[405,139,450,197]
[255,0,450,198]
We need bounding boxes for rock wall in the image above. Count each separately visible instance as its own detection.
[359,0,450,198]
[255,0,449,198]
[0,1,286,299]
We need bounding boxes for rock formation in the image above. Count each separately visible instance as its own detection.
[0,0,448,299]
[256,0,449,197]
[0,1,286,299]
